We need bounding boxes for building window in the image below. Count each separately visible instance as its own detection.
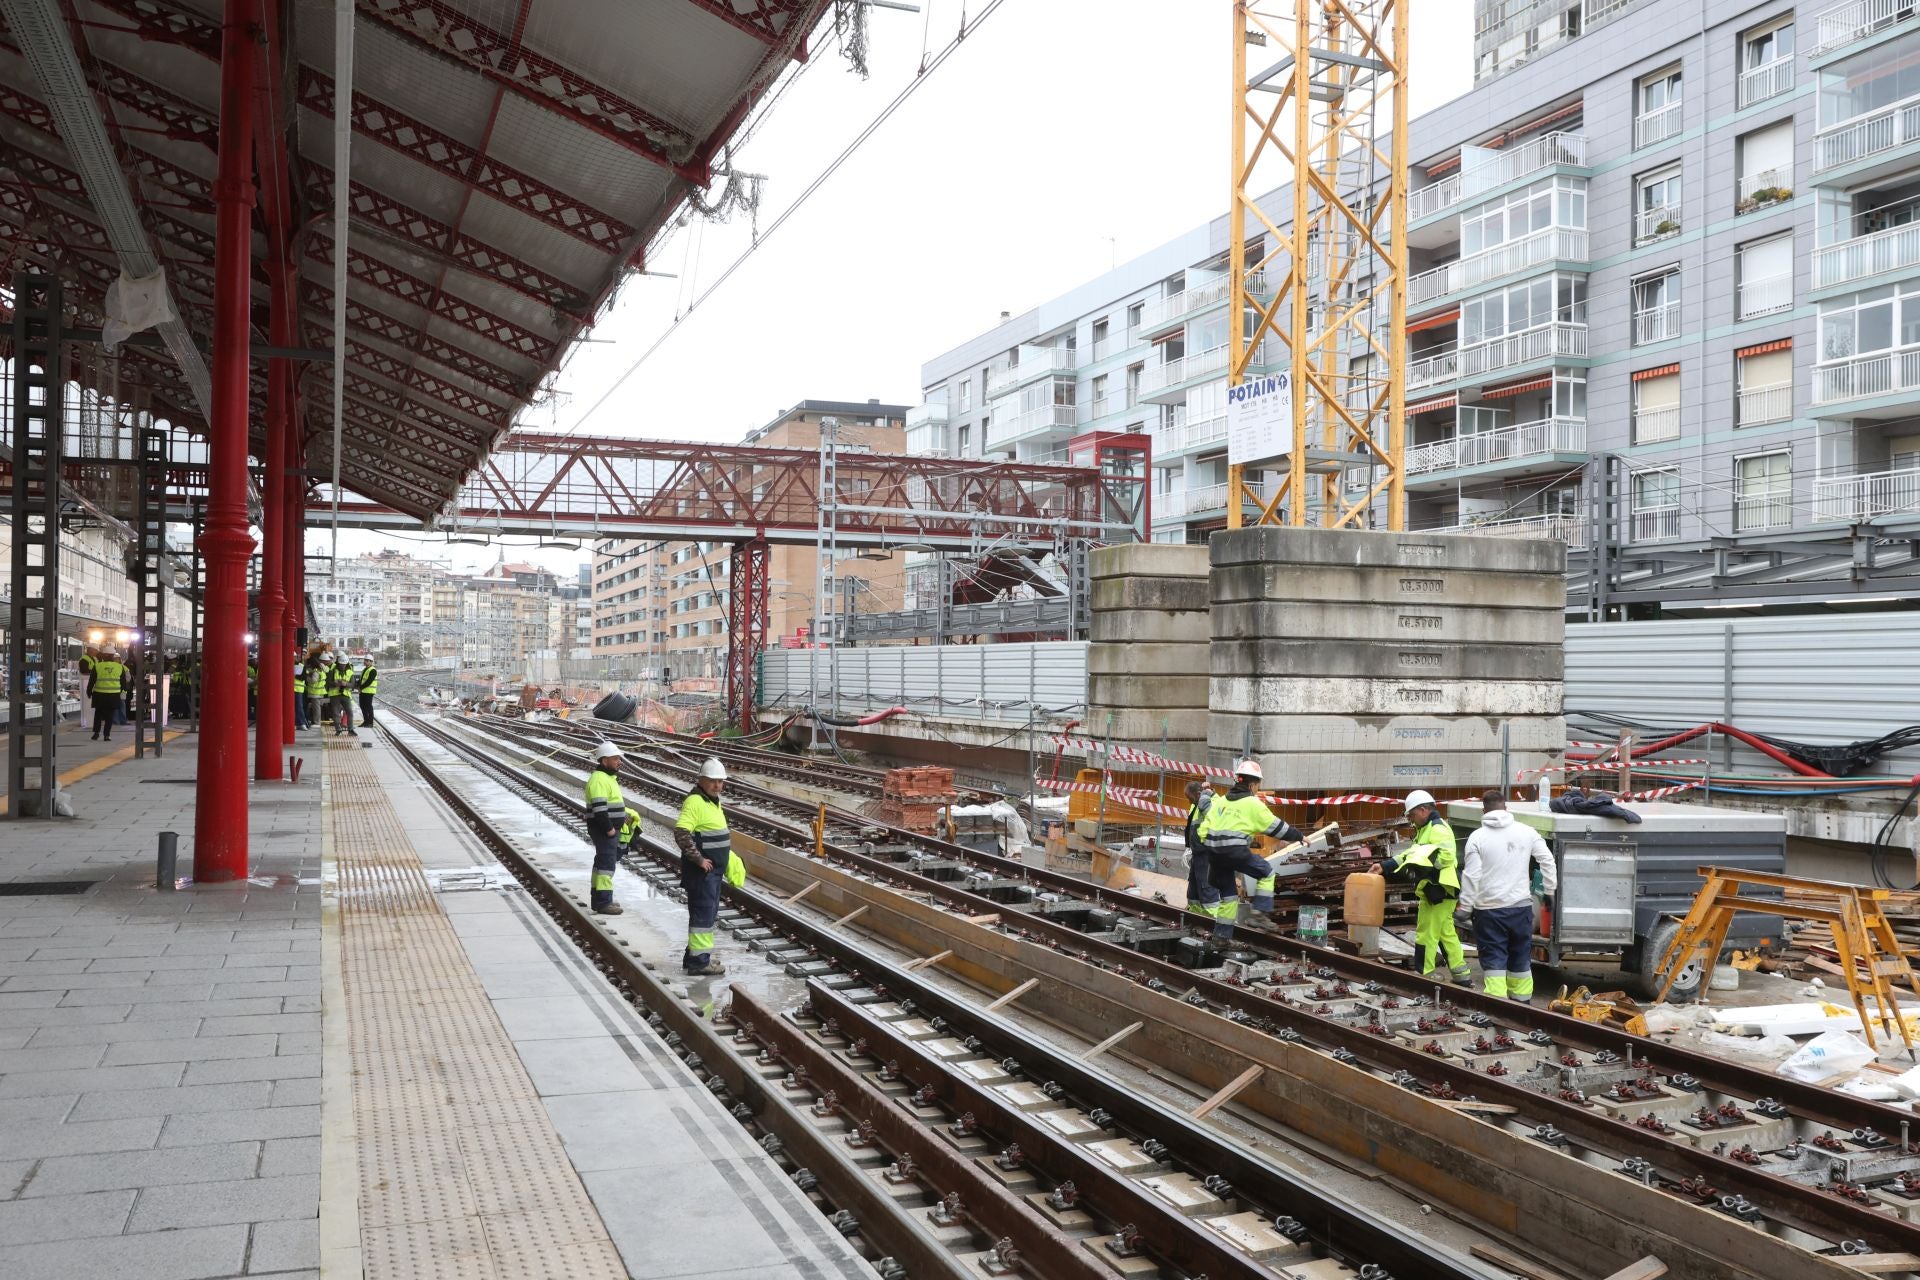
[1461,176,1587,257]
[1736,341,1794,425]
[1126,301,1144,342]
[1631,368,1681,443]
[1735,451,1792,531]
[956,424,970,457]
[1631,269,1681,345]
[1737,235,1793,319]
[1635,166,1683,244]
[1091,317,1109,361]
[1462,272,1586,345]
[957,378,971,413]
[1739,20,1795,109]
[1636,66,1683,149]
[1736,121,1793,215]
[1816,282,1920,406]
[1632,468,1682,542]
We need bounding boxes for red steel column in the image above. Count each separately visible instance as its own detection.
[255,255,289,780]
[194,0,262,879]
[283,420,302,745]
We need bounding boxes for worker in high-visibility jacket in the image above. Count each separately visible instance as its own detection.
[673,758,746,976]
[328,659,357,738]
[582,742,637,916]
[1374,789,1473,985]
[356,659,379,728]
[88,647,126,742]
[1193,760,1301,941]
[291,661,307,730]
[1182,779,1217,927]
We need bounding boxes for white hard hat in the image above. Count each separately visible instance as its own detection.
[1233,758,1262,780]
[1404,789,1437,814]
[700,758,728,781]
[101,647,118,658]
[593,741,624,761]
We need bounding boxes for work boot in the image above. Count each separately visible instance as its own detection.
[591,901,624,916]
[685,958,727,976]
[1450,966,1474,987]
[90,731,99,740]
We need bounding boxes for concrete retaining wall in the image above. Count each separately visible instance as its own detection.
[1086,544,1210,764]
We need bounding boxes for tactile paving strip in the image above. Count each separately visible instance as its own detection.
[328,741,626,1279]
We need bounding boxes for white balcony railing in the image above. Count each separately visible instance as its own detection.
[1158,482,1231,519]
[1633,302,1681,345]
[1135,272,1267,334]
[990,403,1075,445]
[1635,101,1683,149]
[1814,465,1920,520]
[1173,413,1228,452]
[1816,93,1920,173]
[1815,345,1920,403]
[1407,416,1587,475]
[1736,167,1792,210]
[1139,345,1230,397]
[1409,173,1462,221]
[1089,337,1112,362]
[1739,57,1796,108]
[1408,344,1459,391]
[1735,492,1794,531]
[1632,405,1681,443]
[905,401,949,431]
[1814,221,1920,289]
[1737,381,1793,425]
[1459,321,1588,377]
[1811,0,1918,56]
[1452,512,1591,549]
[1408,226,1588,308]
[985,345,1076,397]
[1737,273,1792,318]
[1636,205,1682,244]
[1631,505,1683,542]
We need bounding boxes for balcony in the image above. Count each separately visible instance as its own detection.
[1408,226,1588,308]
[1156,482,1231,520]
[1815,221,1920,289]
[1136,272,1266,336]
[1076,392,1144,427]
[1459,321,1588,379]
[1633,302,1681,345]
[1635,205,1682,245]
[1811,0,1918,56]
[1739,57,1796,109]
[1451,511,1590,550]
[1814,464,1920,519]
[1409,174,1461,221]
[1816,94,1920,174]
[1737,273,1792,318]
[1735,167,1793,216]
[1735,491,1794,531]
[985,345,1076,397]
[990,403,1076,447]
[1139,345,1231,402]
[1632,405,1681,444]
[1814,345,1920,403]
[1737,381,1793,426]
[1631,505,1683,542]
[1635,101,1683,150]
[1408,344,1459,391]
[1408,132,1591,224]
[1406,415,1587,477]
[1160,410,1228,455]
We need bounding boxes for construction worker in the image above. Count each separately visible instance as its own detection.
[1181,778,1216,928]
[246,652,258,725]
[1460,789,1558,1003]
[1373,790,1473,985]
[356,657,379,727]
[291,659,307,730]
[583,742,637,916]
[329,657,356,737]
[1193,760,1301,942]
[303,652,327,729]
[88,647,126,742]
[673,758,746,975]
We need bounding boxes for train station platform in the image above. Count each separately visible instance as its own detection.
[0,721,872,1280]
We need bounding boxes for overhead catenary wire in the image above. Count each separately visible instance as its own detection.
[564,0,1012,436]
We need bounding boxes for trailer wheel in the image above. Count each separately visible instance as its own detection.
[1633,918,1703,1004]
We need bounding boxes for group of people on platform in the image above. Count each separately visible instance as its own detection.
[294,649,379,736]
[1185,765,1557,1003]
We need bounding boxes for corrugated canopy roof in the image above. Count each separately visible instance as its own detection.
[0,0,835,521]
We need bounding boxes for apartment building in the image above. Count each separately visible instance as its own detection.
[589,399,911,683]
[312,551,579,666]
[913,0,1920,612]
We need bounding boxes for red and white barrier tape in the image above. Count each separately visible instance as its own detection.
[1518,757,1710,779]
[1050,735,1236,780]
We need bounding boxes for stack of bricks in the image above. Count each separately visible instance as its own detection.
[878,766,960,833]
[1087,543,1212,765]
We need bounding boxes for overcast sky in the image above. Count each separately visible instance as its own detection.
[320,1,1474,577]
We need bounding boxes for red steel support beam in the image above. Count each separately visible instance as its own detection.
[255,252,291,781]
[284,424,304,745]
[726,538,769,732]
[196,0,262,881]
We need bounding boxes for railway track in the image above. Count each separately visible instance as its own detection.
[391,704,1920,1278]
[381,706,1460,1280]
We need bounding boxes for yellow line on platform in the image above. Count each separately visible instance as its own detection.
[0,730,185,815]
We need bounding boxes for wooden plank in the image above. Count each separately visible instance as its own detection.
[784,881,821,906]
[1439,1100,1520,1116]
[984,977,1039,1012]
[905,948,953,972]
[1842,1253,1920,1274]
[830,904,868,928]
[964,913,1001,925]
[1596,1259,1668,1280]
[1190,1064,1263,1120]
[1471,1242,1577,1280]
[1081,1021,1144,1061]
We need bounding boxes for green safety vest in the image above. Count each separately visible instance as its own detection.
[1392,818,1460,891]
[358,666,378,694]
[92,661,125,695]
[1195,792,1281,850]
[585,768,638,842]
[292,670,305,695]
[675,790,745,886]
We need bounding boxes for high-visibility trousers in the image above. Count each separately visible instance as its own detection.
[1414,896,1468,977]
[682,865,723,972]
[589,830,621,910]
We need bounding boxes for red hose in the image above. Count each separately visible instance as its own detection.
[1571,721,1831,778]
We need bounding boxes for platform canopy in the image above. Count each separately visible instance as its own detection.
[0,0,837,520]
